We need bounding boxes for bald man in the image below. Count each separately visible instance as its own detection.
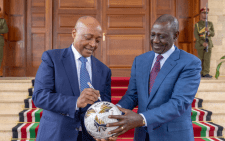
[106,14,201,141]
[33,16,111,141]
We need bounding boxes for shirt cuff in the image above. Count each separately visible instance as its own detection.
[75,100,79,111]
[139,113,147,126]
[116,104,122,108]
[115,104,123,115]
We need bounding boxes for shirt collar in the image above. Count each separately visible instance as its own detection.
[154,44,175,60]
[71,43,91,63]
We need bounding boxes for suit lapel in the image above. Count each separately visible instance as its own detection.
[148,47,180,104]
[61,45,80,96]
[91,56,102,91]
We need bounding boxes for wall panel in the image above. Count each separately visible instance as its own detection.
[57,34,73,49]
[31,34,45,67]
[3,0,26,76]
[108,15,145,28]
[9,16,23,41]
[10,0,23,15]
[106,35,144,67]
[108,0,144,8]
[32,0,45,7]
[59,15,96,28]
[59,0,96,8]
[179,18,192,43]
[26,0,52,76]
[7,42,24,67]
[103,0,149,76]
[32,14,45,27]
[156,0,175,16]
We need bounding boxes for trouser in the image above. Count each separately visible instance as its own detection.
[196,48,212,75]
[77,131,82,140]
[145,132,150,141]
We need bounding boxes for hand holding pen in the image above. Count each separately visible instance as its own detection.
[87,82,102,101]
[76,83,101,108]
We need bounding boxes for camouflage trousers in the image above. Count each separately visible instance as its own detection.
[196,48,212,75]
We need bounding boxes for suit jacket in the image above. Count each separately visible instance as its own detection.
[32,45,111,141]
[118,46,201,141]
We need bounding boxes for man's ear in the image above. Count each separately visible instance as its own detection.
[72,28,76,39]
[174,31,179,41]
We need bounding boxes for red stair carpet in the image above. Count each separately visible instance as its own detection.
[11,78,225,141]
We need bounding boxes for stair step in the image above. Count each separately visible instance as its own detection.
[0,101,24,114]
[194,138,225,141]
[111,87,127,96]
[0,131,12,141]
[0,114,19,123]
[198,80,225,91]
[192,108,212,121]
[197,91,225,101]
[28,88,33,96]
[0,123,16,131]
[202,101,225,113]
[211,113,225,137]
[192,122,223,137]
[111,77,130,87]
[0,91,29,101]
[0,79,32,91]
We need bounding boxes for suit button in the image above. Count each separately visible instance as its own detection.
[75,127,79,131]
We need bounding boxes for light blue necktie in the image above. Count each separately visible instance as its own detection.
[79,56,91,92]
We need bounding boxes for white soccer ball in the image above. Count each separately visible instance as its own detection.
[84,101,121,139]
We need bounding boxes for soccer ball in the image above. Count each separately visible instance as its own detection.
[84,101,122,139]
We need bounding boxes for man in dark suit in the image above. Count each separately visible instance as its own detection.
[32,16,111,141]
[105,14,202,141]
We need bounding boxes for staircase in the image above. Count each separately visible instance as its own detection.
[197,78,225,137]
[0,78,34,141]
[0,77,225,141]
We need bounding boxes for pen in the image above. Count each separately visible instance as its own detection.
[87,82,102,101]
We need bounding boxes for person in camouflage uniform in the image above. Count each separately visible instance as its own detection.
[194,7,215,78]
[0,7,8,76]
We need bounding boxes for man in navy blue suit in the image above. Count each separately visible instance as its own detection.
[105,14,202,141]
[32,16,112,141]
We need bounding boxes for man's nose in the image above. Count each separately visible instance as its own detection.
[89,39,97,47]
[153,36,160,44]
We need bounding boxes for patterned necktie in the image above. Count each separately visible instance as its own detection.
[79,56,91,92]
[149,55,164,94]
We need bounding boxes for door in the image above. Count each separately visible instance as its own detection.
[26,0,53,76]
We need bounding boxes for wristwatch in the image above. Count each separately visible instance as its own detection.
[143,118,146,126]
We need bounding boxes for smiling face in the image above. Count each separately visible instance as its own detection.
[150,22,178,54]
[72,17,102,58]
